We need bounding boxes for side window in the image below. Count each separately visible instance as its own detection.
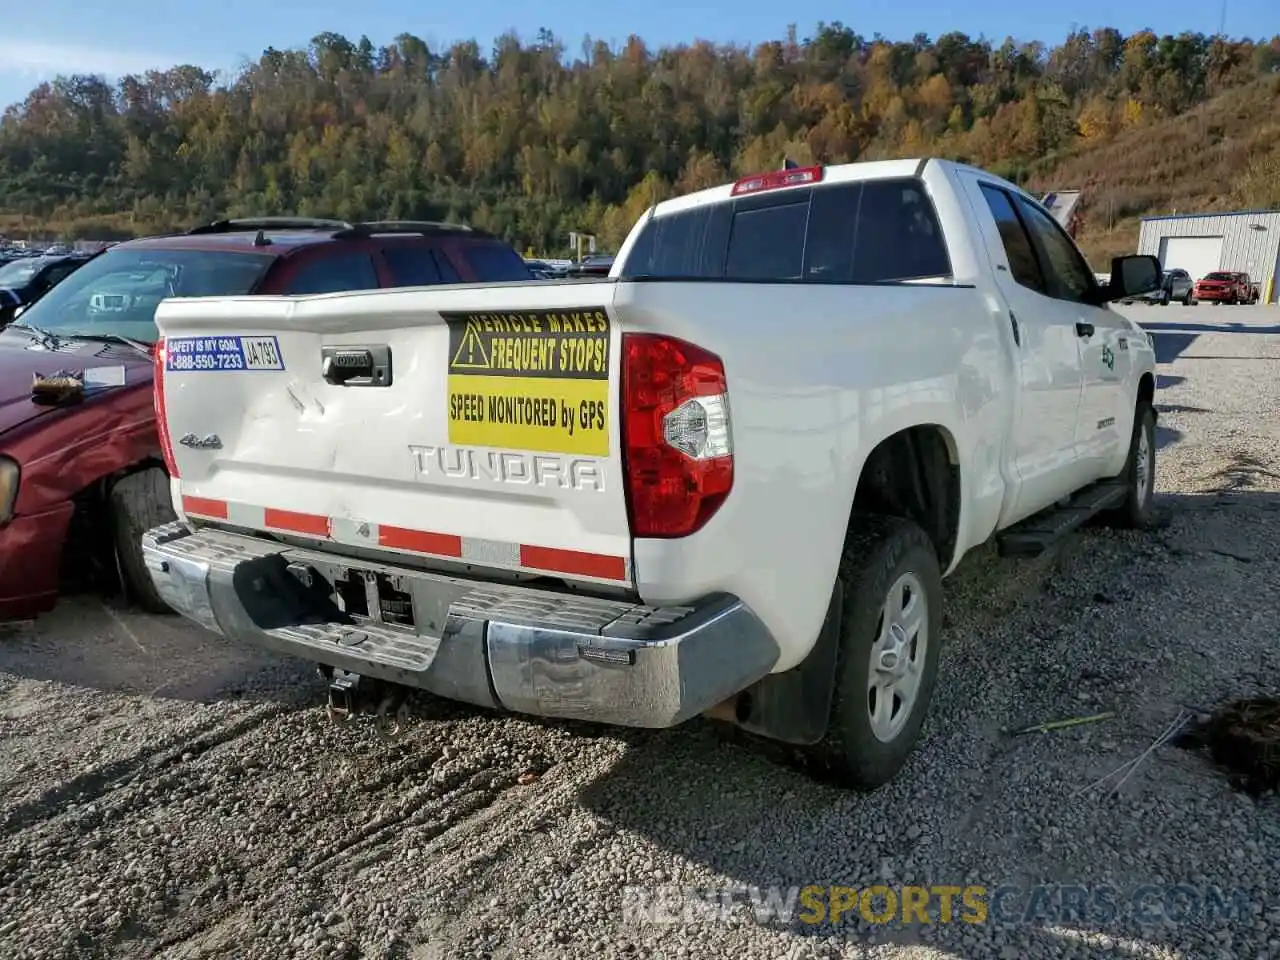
[1013,196,1096,303]
[619,203,731,279]
[458,243,533,282]
[724,195,808,281]
[850,180,951,282]
[434,250,462,283]
[804,179,952,283]
[284,252,380,294]
[382,246,444,288]
[979,184,1045,294]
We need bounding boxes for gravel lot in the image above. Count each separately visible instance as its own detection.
[2,304,1278,960]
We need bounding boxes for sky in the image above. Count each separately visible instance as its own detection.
[2,0,1278,110]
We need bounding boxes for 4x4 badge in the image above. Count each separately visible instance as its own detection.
[179,432,222,449]
[1101,345,1115,371]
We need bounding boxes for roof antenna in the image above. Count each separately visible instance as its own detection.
[252,229,272,247]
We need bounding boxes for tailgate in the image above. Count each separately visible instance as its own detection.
[155,283,633,586]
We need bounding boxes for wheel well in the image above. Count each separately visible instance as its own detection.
[62,458,168,585]
[851,426,960,568]
[1138,372,1154,407]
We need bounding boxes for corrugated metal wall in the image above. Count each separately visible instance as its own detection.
[1138,211,1280,302]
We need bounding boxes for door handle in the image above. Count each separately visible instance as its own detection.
[1008,311,1021,347]
[1075,322,1095,338]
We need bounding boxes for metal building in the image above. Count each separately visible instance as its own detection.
[1137,209,1280,304]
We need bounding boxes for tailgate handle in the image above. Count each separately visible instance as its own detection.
[321,345,392,387]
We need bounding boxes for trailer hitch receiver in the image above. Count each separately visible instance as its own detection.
[327,669,362,722]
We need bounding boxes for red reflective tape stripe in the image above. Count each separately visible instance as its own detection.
[182,495,228,519]
[263,508,330,537]
[520,545,626,581]
[378,525,462,557]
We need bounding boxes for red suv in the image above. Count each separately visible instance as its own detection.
[1193,271,1258,305]
[0,218,532,620]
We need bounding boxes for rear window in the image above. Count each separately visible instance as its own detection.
[457,243,533,282]
[619,177,951,283]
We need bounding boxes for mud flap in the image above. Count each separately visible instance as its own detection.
[730,579,842,746]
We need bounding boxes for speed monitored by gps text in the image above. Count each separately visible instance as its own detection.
[444,308,610,457]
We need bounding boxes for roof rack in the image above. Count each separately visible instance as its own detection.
[186,217,356,236]
[184,216,496,243]
[331,220,486,239]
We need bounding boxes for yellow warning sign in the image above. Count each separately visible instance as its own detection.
[442,308,610,456]
[451,323,491,369]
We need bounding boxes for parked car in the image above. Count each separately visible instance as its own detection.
[1233,272,1261,304]
[524,259,560,280]
[1131,267,1194,305]
[0,217,532,621]
[1192,271,1255,305]
[566,254,615,277]
[142,159,1161,789]
[0,253,93,328]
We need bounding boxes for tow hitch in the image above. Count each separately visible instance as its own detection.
[323,668,412,741]
[326,668,363,722]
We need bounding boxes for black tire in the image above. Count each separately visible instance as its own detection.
[809,515,943,790]
[1104,402,1157,530]
[109,467,178,614]
[1183,291,1195,305]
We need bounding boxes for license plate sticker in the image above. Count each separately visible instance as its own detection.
[165,335,285,372]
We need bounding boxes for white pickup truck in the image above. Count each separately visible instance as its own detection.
[142,158,1162,789]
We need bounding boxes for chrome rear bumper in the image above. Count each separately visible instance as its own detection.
[142,522,779,728]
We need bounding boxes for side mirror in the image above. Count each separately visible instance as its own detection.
[1104,255,1162,302]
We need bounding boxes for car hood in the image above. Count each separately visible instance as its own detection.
[0,336,153,437]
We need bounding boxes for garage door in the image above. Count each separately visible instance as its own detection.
[1158,236,1224,282]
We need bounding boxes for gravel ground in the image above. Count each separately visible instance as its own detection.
[2,304,1278,960]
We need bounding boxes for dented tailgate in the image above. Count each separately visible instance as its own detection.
[154,283,632,586]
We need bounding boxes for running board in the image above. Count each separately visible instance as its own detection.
[996,481,1127,558]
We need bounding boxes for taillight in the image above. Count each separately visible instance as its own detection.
[621,334,733,538]
[730,165,823,196]
[153,337,180,479]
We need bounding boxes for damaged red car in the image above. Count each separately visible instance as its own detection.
[0,218,533,620]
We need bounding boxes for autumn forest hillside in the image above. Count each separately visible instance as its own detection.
[1,25,1278,265]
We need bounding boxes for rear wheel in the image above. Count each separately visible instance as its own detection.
[110,467,178,614]
[810,515,943,789]
[1183,290,1195,305]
